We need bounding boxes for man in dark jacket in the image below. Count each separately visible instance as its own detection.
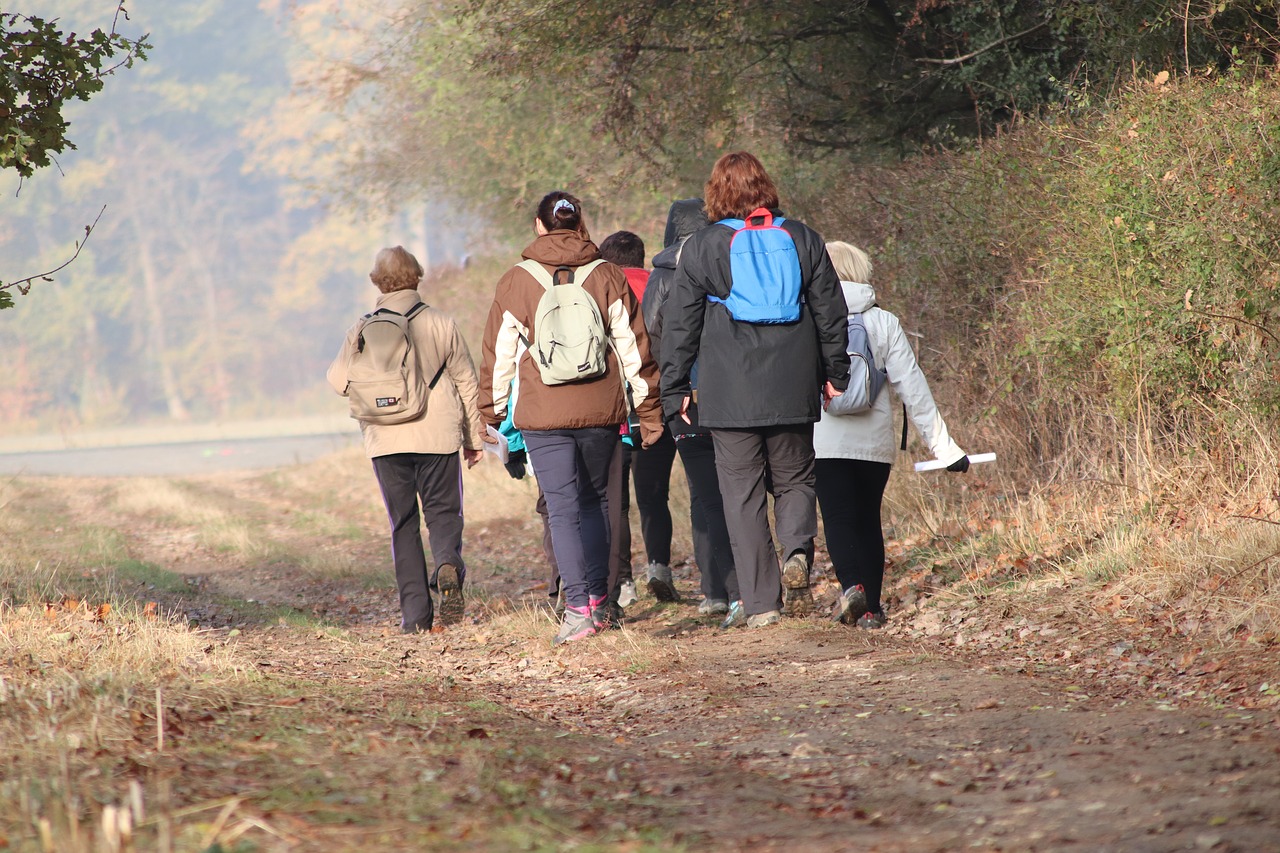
[659,153,849,627]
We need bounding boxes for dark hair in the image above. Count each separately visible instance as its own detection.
[536,190,584,233]
[598,231,645,268]
[704,151,780,222]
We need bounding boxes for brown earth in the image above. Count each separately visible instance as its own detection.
[71,456,1276,853]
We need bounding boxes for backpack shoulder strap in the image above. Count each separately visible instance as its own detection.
[573,259,607,284]
[405,301,427,320]
[716,218,746,230]
[516,259,555,290]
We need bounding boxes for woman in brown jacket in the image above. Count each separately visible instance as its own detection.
[328,246,485,634]
[480,191,663,646]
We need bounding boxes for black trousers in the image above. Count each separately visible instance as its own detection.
[371,452,465,633]
[630,426,676,566]
[814,457,892,614]
[711,424,817,616]
[675,433,739,602]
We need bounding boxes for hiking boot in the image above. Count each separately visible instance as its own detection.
[437,564,464,626]
[781,552,814,617]
[552,605,597,647]
[746,609,781,629]
[617,579,638,608]
[588,594,623,631]
[720,600,746,629]
[856,609,887,630]
[698,598,730,616]
[832,584,869,626]
[646,562,679,602]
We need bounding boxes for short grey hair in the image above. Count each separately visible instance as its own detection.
[825,241,873,283]
[370,246,423,293]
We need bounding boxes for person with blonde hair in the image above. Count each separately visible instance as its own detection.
[815,241,969,629]
[660,153,851,628]
[327,246,486,634]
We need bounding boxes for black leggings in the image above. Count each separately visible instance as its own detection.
[814,458,891,614]
[630,427,676,566]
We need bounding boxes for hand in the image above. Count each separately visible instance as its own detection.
[947,455,970,473]
[463,447,484,469]
[482,430,499,445]
[639,419,664,449]
[822,381,840,410]
[679,395,692,425]
[504,449,528,479]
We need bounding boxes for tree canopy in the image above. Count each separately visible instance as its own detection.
[0,8,149,178]
[302,0,1280,229]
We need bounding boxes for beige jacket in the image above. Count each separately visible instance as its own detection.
[327,289,485,458]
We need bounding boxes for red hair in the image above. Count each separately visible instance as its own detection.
[703,151,780,222]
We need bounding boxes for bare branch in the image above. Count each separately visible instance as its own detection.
[916,17,1051,67]
[1,205,106,296]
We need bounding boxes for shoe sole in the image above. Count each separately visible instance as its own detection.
[782,585,815,617]
[647,577,679,602]
[834,587,870,625]
[437,565,464,627]
[781,557,809,589]
[552,624,597,646]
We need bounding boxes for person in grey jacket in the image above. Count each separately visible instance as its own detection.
[660,153,851,627]
[327,246,486,634]
[815,241,969,628]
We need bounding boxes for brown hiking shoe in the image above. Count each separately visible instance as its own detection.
[781,552,814,617]
[437,564,464,626]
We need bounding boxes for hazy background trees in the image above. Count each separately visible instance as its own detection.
[2,0,1277,434]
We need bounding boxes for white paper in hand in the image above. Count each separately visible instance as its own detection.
[914,452,995,472]
[484,425,510,464]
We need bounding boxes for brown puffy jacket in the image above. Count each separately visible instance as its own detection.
[479,230,662,438]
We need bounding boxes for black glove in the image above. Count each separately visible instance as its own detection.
[947,455,970,473]
[504,449,527,480]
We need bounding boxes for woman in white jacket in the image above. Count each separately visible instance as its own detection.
[814,242,969,628]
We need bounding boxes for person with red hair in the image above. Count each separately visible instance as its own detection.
[659,152,850,628]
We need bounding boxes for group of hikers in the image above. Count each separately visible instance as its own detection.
[327,151,970,646]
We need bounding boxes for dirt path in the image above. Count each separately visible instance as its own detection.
[163,558,1280,852]
[45,459,1277,851]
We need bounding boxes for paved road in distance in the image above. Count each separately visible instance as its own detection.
[0,432,361,477]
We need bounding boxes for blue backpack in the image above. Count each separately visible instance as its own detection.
[707,208,803,324]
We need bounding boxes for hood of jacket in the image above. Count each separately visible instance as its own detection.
[521,230,600,268]
[841,280,876,314]
[651,242,681,271]
[662,198,708,248]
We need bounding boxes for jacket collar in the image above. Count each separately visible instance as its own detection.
[521,230,599,267]
[374,289,424,313]
[840,280,877,313]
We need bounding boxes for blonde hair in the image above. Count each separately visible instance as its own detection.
[825,241,873,283]
[369,246,423,293]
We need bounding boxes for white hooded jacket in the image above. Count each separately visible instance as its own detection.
[813,281,965,466]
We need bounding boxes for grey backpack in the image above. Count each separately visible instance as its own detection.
[825,312,888,416]
[517,258,609,385]
[342,303,445,425]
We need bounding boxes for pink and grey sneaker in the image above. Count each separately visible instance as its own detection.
[553,604,597,647]
[588,593,622,631]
